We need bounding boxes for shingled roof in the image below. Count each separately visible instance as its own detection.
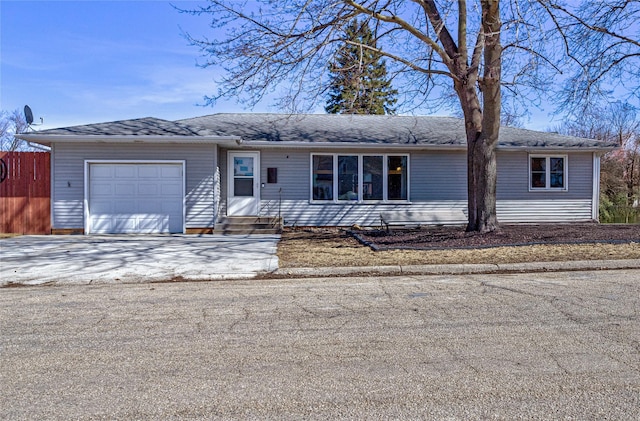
[22,113,617,150]
[30,117,201,137]
[178,114,617,150]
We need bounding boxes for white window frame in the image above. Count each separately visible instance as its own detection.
[310,153,410,203]
[528,154,568,191]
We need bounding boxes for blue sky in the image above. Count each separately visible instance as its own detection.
[1,0,264,130]
[2,0,555,131]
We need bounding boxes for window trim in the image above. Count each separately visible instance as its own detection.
[528,154,568,191]
[310,153,410,203]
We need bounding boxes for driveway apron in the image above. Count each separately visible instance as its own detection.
[0,234,280,286]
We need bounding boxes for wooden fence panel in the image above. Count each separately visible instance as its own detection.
[0,152,51,234]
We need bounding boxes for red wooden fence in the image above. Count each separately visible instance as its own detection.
[0,152,51,234]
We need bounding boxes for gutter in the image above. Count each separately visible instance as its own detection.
[15,133,243,147]
[227,140,617,152]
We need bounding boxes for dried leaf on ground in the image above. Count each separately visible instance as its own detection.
[277,225,640,268]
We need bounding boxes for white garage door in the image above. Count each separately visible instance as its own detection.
[88,163,184,234]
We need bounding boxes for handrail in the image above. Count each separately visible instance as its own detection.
[258,189,283,231]
[278,188,283,231]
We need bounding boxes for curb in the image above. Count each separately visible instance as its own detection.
[272,259,640,278]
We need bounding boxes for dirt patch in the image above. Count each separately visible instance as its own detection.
[277,224,640,268]
[358,223,640,249]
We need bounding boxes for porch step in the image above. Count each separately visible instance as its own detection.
[215,216,283,235]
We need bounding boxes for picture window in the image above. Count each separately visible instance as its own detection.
[311,154,409,202]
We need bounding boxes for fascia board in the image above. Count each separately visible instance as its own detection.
[232,141,616,152]
[497,145,618,152]
[233,141,468,150]
[15,134,243,147]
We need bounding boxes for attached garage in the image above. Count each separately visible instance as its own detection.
[86,161,185,234]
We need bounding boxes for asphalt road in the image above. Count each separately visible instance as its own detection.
[1,270,639,420]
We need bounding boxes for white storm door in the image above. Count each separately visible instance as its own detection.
[228,152,260,216]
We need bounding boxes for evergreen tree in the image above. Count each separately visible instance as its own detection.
[325,20,397,115]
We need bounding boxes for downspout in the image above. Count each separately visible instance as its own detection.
[592,152,601,221]
[27,142,50,152]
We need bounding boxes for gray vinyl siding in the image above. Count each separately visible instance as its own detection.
[497,199,593,223]
[411,151,467,200]
[261,149,309,200]
[265,199,596,226]
[217,148,596,226]
[273,200,468,227]
[51,143,217,230]
[497,151,593,200]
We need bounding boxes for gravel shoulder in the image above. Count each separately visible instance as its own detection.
[277,224,640,268]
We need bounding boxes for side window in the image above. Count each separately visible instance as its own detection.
[530,155,567,190]
[549,157,565,188]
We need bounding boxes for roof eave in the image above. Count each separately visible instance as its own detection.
[497,145,618,152]
[233,140,617,152]
[15,133,243,147]
[234,141,467,150]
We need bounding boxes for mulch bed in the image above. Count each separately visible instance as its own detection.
[354,223,640,250]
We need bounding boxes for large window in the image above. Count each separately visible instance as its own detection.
[388,156,408,200]
[312,155,333,200]
[338,155,359,200]
[530,155,567,190]
[312,154,409,202]
[363,156,383,200]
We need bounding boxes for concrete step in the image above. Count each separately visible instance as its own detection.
[215,227,282,235]
[217,216,281,225]
[215,216,283,235]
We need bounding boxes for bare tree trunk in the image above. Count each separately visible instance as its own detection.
[462,0,501,233]
[460,87,499,233]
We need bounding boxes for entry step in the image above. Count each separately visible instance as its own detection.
[215,216,283,234]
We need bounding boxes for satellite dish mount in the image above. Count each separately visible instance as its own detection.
[24,105,43,131]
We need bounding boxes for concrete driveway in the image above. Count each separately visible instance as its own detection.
[0,234,280,286]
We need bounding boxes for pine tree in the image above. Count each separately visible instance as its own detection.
[325,20,397,115]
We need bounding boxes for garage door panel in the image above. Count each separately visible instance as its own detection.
[90,217,114,233]
[112,199,138,213]
[115,183,136,196]
[92,165,113,178]
[161,166,182,178]
[138,215,168,232]
[115,165,136,178]
[161,183,182,196]
[138,166,159,178]
[138,183,159,195]
[90,200,114,214]
[162,201,182,213]
[112,217,137,233]
[91,183,114,196]
[138,199,163,213]
[89,163,183,234]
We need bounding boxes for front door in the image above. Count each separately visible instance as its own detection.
[228,151,260,216]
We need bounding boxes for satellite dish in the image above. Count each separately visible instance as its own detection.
[24,105,34,125]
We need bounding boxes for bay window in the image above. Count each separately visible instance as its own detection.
[311,154,409,202]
